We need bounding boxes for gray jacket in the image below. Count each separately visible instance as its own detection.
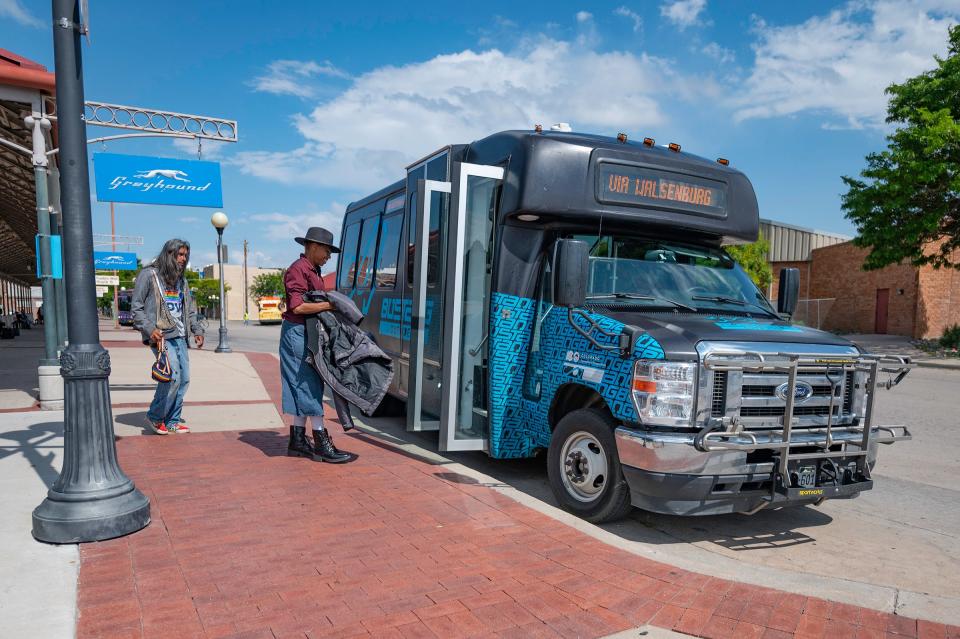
[131,266,204,344]
[304,290,394,416]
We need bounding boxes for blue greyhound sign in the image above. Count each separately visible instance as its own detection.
[93,251,138,270]
[93,153,223,207]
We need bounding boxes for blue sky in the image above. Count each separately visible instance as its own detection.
[1,0,958,271]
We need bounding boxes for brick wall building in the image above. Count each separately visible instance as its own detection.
[808,242,960,339]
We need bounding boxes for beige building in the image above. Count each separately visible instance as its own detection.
[201,263,281,321]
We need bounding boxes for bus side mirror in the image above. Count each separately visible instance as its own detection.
[777,268,800,317]
[553,239,589,308]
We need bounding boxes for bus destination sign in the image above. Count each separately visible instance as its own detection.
[597,163,727,218]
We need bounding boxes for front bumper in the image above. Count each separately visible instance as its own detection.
[614,426,908,516]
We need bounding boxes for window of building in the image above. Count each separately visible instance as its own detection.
[375,214,403,289]
[338,221,361,289]
[354,216,381,289]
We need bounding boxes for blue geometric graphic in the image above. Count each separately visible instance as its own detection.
[488,292,664,459]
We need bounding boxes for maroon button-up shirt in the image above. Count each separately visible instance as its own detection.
[282,254,326,325]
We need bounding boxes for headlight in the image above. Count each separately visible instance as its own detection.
[631,360,697,427]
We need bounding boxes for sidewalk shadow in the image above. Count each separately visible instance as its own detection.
[0,421,64,488]
[238,430,290,457]
[114,410,151,435]
[353,413,836,550]
[612,505,832,550]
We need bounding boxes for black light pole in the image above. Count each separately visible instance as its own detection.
[33,0,150,543]
[211,211,231,353]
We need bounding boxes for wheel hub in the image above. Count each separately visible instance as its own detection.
[560,431,608,503]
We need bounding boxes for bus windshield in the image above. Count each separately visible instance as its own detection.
[574,235,776,316]
[117,294,132,312]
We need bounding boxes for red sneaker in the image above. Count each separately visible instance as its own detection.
[172,422,190,434]
[149,421,170,435]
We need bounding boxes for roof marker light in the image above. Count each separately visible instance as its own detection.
[668,143,681,152]
[617,132,628,144]
[716,157,730,166]
[643,137,655,147]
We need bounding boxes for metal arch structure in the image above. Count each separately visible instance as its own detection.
[83,101,238,143]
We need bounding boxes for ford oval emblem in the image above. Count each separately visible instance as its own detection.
[775,381,814,403]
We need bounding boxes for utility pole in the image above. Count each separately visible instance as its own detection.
[243,239,248,320]
[110,202,118,328]
[33,0,150,543]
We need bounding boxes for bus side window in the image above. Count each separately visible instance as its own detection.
[338,221,362,289]
[355,216,382,290]
[523,256,553,400]
[375,214,403,289]
[406,191,417,287]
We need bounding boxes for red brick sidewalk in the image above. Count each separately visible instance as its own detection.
[76,426,955,639]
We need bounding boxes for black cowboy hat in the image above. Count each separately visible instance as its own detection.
[294,227,340,253]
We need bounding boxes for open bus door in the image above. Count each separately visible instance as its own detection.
[407,163,504,452]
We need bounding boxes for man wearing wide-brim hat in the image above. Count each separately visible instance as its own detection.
[280,227,352,463]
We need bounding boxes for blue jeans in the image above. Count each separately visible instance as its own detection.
[148,337,190,426]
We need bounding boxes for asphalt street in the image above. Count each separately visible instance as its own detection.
[218,320,959,613]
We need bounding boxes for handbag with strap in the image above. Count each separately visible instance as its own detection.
[151,270,177,332]
[151,337,174,383]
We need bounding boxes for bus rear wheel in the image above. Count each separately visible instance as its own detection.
[547,408,633,523]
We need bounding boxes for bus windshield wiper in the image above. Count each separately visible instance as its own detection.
[692,295,776,316]
[588,293,698,312]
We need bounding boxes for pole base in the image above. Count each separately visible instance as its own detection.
[32,486,150,544]
[38,364,64,410]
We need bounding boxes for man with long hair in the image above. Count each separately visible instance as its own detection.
[131,239,205,435]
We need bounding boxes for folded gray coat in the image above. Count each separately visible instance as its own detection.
[303,290,394,417]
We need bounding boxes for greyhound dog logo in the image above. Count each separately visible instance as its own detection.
[133,169,190,182]
[102,255,124,262]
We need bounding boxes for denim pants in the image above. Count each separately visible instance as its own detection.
[279,320,325,417]
[147,337,190,426]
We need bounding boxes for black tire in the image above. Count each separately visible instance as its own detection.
[547,408,634,523]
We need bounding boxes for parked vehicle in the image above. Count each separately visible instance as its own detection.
[258,296,283,325]
[117,290,134,326]
[336,129,912,521]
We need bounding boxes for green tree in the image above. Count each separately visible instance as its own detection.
[726,232,773,291]
[842,25,960,270]
[249,270,286,302]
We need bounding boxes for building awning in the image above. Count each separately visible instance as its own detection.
[0,49,56,286]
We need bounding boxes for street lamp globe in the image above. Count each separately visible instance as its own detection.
[211,211,228,230]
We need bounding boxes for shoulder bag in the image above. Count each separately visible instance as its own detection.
[151,337,174,383]
[151,270,177,331]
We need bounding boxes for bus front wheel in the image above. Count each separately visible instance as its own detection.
[547,408,633,523]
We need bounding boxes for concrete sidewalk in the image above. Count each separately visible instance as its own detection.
[2,324,957,638]
[844,333,960,370]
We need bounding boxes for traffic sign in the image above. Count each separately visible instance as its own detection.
[95,275,120,286]
[96,286,108,297]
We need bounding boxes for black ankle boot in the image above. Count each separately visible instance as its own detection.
[287,425,314,458]
[312,429,352,463]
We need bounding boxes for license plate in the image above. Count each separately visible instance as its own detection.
[798,465,816,488]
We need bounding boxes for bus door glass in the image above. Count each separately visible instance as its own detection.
[407,178,450,432]
[439,163,504,452]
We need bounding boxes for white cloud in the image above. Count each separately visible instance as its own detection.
[250,60,350,99]
[179,216,200,224]
[702,42,735,64]
[735,0,960,128]
[0,0,42,28]
[614,6,643,33]
[576,11,593,23]
[247,207,346,244]
[232,39,714,192]
[660,0,707,30]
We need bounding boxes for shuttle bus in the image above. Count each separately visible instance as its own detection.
[336,129,912,522]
